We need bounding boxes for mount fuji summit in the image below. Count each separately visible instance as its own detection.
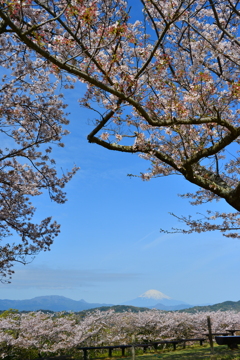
[120,289,193,311]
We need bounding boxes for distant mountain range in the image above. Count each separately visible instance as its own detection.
[0,289,227,312]
[0,295,113,312]
[70,300,240,315]
[0,289,194,312]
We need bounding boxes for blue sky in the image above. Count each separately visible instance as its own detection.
[1,78,240,306]
[1,1,240,306]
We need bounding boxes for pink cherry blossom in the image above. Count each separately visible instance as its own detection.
[1,309,240,359]
[0,0,239,240]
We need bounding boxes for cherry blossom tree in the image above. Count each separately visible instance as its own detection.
[0,309,115,358]
[0,29,78,282]
[0,0,240,237]
[1,309,240,359]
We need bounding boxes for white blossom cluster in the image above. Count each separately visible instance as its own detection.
[0,0,240,277]
[0,309,240,359]
[0,19,79,281]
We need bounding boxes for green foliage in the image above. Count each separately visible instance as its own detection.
[76,305,149,318]
[180,301,240,314]
[0,309,19,318]
[0,347,40,360]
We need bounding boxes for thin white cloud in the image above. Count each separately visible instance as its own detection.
[133,230,159,245]
[0,267,140,290]
[142,233,176,249]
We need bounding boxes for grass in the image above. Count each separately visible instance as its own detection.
[35,344,240,360]
[108,345,240,360]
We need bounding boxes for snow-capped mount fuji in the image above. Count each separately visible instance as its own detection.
[120,289,193,310]
[139,290,171,301]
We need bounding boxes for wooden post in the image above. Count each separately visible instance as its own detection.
[83,349,88,360]
[132,335,136,360]
[207,316,214,354]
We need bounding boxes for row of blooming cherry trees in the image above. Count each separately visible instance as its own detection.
[0,309,240,359]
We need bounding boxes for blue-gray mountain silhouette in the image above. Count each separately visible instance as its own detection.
[0,295,113,312]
